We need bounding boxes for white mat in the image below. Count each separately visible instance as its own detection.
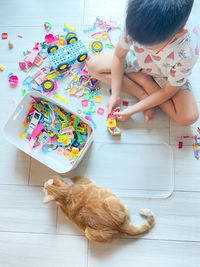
[70,142,174,199]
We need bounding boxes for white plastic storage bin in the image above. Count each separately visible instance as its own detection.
[3,91,94,173]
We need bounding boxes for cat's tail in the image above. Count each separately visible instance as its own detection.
[120,209,154,236]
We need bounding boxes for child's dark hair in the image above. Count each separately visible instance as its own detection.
[126,0,194,45]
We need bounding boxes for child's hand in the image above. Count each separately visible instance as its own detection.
[107,94,121,113]
[113,107,133,121]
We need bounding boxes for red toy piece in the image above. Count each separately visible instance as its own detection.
[122,101,129,106]
[1,33,8,39]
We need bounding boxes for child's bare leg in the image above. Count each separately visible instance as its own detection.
[126,72,199,125]
[87,51,154,121]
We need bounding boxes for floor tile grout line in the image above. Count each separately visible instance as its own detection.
[0,183,200,194]
[28,157,31,185]
[0,229,200,244]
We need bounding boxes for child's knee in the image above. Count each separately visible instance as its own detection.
[87,57,99,77]
[176,110,199,126]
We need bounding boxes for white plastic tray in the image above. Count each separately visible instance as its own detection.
[70,142,174,199]
[3,91,94,173]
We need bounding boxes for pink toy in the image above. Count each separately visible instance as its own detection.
[8,75,18,87]
[81,100,88,107]
[85,115,91,121]
[45,34,59,45]
[178,141,183,149]
[23,42,39,67]
[107,108,119,119]
[97,107,105,115]
[33,42,39,50]
[28,123,45,141]
[19,62,26,70]
[29,137,36,149]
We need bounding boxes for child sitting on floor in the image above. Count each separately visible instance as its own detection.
[87,0,199,125]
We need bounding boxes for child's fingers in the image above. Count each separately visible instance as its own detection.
[113,111,122,116]
[116,115,126,121]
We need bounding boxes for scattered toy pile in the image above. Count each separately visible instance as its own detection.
[2,18,123,144]
[65,63,104,121]
[84,17,121,54]
[20,97,92,165]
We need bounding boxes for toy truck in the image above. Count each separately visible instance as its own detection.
[46,32,88,74]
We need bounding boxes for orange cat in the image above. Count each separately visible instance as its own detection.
[43,175,154,243]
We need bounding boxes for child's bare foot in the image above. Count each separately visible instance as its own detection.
[144,108,154,122]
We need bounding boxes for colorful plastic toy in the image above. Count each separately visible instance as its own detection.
[41,80,55,92]
[106,108,121,136]
[32,70,47,85]
[26,110,42,134]
[8,74,19,87]
[20,97,89,164]
[122,101,129,106]
[97,107,104,115]
[34,55,43,66]
[52,92,69,104]
[23,42,39,67]
[64,23,76,33]
[44,22,52,31]
[19,62,26,70]
[1,33,8,39]
[45,34,59,46]
[47,34,88,73]
[0,64,4,71]
[91,41,103,53]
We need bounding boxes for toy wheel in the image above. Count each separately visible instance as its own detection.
[66,32,78,44]
[91,41,103,52]
[77,53,88,62]
[66,32,77,39]
[47,45,58,53]
[41,80,54,92]
[57,62,69,73]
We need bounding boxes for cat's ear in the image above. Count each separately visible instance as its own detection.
[43,194,55,203]
[52,175,62,186]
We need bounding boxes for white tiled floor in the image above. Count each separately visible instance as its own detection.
[0,0,200,266]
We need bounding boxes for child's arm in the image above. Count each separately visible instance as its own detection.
[107,43,129,112]
[114,83,181,120]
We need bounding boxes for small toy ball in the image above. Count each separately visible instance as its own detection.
[8,74,18,87]
[8,41,13,49]
[0,64,4,71]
